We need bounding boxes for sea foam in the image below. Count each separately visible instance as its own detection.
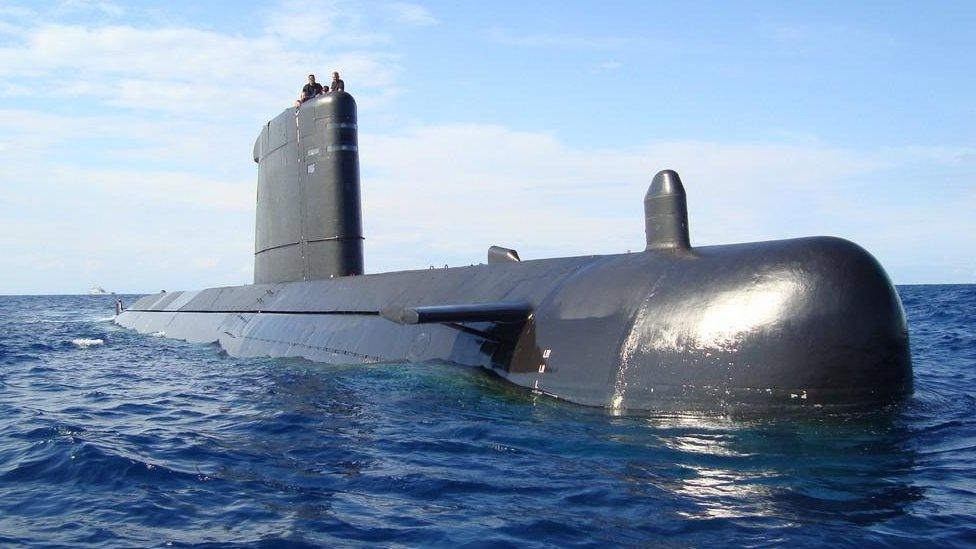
[71,338,104,348]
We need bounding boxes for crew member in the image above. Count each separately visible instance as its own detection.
[330,71,344,92]
[300,74,324,102]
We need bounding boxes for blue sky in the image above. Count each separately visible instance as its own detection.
[0,0,973,294]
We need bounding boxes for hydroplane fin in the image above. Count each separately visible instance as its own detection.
[380,301,532,325]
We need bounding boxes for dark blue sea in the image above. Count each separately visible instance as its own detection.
[1,286,974,547]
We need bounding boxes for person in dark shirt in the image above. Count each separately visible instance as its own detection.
[300,74,324,102]
[330,71,344,92]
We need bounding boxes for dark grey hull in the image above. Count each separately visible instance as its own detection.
[116,235,912,412]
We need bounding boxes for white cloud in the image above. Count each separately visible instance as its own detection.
[0,4,36,19]
[386,2,437,26]
[486,28,636,50]
[57,0,125,17]
[0,13,404,114]
[4,91,974,292]
[0,19,22,35]
[194,257,219,269]
[264,0,393,46]
[53,167,254,212]
[2,114,974,292]
[359,124,975,276]
[763,21,896,55]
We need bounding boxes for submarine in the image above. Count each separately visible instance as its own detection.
[116,89,913,411]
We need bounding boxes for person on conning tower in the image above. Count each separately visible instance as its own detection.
[297,74,325,105]
[330,71,344,92]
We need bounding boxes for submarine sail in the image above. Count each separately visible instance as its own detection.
[253,91,364,283]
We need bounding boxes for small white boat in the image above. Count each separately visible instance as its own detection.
[88,285,110,295]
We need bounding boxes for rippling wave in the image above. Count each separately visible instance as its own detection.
[1,288,974,547]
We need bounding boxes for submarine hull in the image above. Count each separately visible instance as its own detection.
[116,235,911,411]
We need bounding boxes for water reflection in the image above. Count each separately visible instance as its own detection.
[620,409,923,526]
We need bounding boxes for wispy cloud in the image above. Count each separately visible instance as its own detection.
[591,60,622,73]
[359,124,975,273]
[486,27,636,50]
[264,0,391,46]
[0,0,435,114]
[2,112,974,291]
[0,3,36,19]
[386,1,438,26]
[57,0,125,17]
[761,20,896,55]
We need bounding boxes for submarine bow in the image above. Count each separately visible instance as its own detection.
[116,90,912,411]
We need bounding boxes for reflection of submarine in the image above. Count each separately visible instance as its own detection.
[115,90,912,411]
[643,412,922,524]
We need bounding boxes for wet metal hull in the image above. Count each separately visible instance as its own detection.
[116,235,912,411]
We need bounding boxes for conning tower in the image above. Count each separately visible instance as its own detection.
[252,91,364,283]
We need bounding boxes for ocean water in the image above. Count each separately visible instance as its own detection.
[0,287,974,548]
